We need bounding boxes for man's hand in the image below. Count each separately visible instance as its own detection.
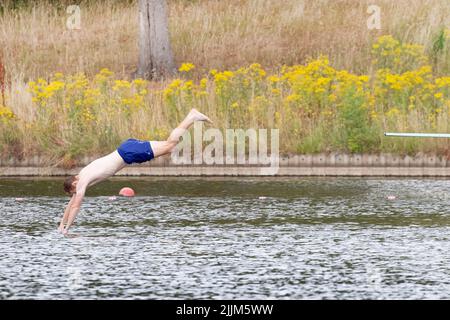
[63,192,84,234]
[58,189,84,236]
[57,223,65,233]
[59,194,75,234]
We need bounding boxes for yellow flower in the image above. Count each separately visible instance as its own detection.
[268,76,280,83]
[69,74,89,90]
[223,71,234,78]
[214,73,228,83]
[0,105,15,120]
[182,80,193,91]
[386,107,400,118]
[436,77,450,88]
[163,88,174,98]
[359,75,369,83]
[434,92,444,100]
[112,80,132,91]
[168,79,183,89]
[271,88,281,95]
[133,78,148,88]
[46,81,65,93]
[285,94,301,103]
[200,78,208,89]
[82,108,96,122]
[83,88,101,107]
[99,68,114,77]
[179,63,195,73]
[370,110,378,119]
[37,78,48,86]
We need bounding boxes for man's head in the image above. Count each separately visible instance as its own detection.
[63,175,79,195]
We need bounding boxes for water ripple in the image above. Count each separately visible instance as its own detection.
[0,177,450,299]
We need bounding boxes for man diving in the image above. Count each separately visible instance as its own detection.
[59,108,212,235]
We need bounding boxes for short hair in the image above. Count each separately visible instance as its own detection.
[63,176,77,194]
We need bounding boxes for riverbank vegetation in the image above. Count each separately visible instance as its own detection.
[0,0,449,164]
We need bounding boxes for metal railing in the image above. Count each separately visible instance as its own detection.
[384,132,450,138]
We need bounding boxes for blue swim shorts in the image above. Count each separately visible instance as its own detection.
[117,138,155,164]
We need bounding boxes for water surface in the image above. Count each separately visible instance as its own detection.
[0,177,449,299]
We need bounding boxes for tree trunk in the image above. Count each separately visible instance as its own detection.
[136,0,175,80]
[0,52,5,106]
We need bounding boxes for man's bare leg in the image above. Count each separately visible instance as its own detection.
[151,109,212,158]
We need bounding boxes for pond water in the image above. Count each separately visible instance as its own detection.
[0,177,450,299]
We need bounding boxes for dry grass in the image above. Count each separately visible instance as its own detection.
[0,0,449,162]
[172,0,450,73]
[0,0,449,82]
[0,1,138,81]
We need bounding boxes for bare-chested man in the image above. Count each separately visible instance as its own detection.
[59,109,211,235]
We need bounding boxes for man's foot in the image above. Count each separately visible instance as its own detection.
[189,108,213,124]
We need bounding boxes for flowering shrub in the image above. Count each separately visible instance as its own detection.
[1,35,449,160]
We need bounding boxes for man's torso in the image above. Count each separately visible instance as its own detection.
[78,151,126,189]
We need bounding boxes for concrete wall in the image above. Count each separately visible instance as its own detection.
[2,153,450,176]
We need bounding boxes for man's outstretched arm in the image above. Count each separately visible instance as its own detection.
[63,189,85,235]
[58,195,75,233]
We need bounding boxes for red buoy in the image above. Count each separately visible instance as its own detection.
[119,187,135,197]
